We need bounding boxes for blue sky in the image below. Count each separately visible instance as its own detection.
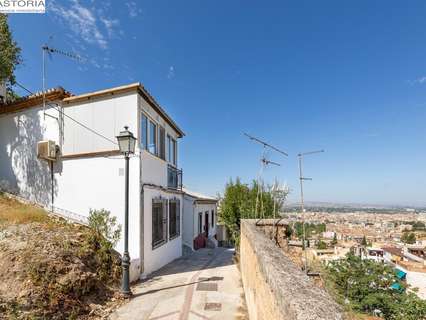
[8,0,426,206]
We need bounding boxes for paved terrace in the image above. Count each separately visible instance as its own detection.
[110,247,246,320]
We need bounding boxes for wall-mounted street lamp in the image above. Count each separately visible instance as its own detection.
[116,126,136,296]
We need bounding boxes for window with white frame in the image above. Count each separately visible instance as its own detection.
[148,120,157,155]
[168,199,180,239]
[152,199,167,248]
[167,135,177,166]
[141,113,148,150]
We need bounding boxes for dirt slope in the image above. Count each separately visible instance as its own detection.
[0,195,122,319]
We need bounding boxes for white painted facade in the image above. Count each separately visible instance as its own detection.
[182,189,218,251]
[0,83,185,281]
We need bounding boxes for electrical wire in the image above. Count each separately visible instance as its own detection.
[14,81,118,146]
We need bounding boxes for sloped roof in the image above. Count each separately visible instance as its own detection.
[183,188,218,202]
[0,82,184,138]
[382,246,403,257]
[0,87,72,115]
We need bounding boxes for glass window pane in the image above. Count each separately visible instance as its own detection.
[152,202,163,245]
[141,114,148,149]
[167,135,171,162]
[149,121,157,154]
[169,202,177,238]
[172,139,177,165]
[159,127,165,160]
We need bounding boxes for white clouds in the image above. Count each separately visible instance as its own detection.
[167,66,175,79]
[125,1,142,18]
[413,76,426,85]
[49,0,120,50]
[100,17,119,38]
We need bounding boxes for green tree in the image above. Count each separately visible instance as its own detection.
[326,253,426,320]
[331,233,338,246]
[317,240,327,250]
[0,14,22,99]
[401,232,416,244]
[412,221,425,231]
[284,224,293,239]
[361,235,368,246]
[218,178,289,244]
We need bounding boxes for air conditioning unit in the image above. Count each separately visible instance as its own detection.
[37,140,57,161]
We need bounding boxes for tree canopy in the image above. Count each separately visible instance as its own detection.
[218,178,289,244]
[401,232,416,244]
[326,254,426,320]
[0,14,22,94]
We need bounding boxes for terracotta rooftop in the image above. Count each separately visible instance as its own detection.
[0,87,72,115]
[382,246,403,257]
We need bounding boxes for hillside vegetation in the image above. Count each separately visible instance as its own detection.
[0,194,122,319]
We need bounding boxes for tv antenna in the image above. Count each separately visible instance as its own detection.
[244,133,288,221]
[42,43,82,118]
[298,149,324,274]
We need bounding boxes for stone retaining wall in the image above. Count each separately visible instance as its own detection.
[240,219,343,320]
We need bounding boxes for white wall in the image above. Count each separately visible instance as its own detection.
[142,186,183,276]
[182,195,195,249]
[406,271,426,299]
[54,156,141,282]
[194,203,217,238]
[0,88,184,281]
[63,92,138,155]
[0,104,60,206]
[140,151,168,187]
[395,265,426,299]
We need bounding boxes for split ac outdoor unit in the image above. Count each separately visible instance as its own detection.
[37,140,57,161]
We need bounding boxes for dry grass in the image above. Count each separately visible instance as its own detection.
[0,193,49,225]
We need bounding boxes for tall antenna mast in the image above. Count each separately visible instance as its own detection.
[298,149,324,274]
[244,133,288,221]
[42,44,82,118]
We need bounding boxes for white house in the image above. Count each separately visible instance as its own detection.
[0,82,186,281]
[182,189,218,251]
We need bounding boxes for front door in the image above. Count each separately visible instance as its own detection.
[204,211,209,236]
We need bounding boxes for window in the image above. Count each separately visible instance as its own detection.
[167,135,172,162]
[159,126,166,160]
[169,199,180,239]
[198,212,203,234]
[152,199,167,248]
[141,114,148,149]
[148,121,157,155]
[211,210,215,227]
[167,134,177,166]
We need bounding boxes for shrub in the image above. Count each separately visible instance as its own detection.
[86,209,122,282]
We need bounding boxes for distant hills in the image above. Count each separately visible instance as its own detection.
[285,201,426,210]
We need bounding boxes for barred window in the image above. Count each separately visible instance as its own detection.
[169,199,180,239]
[152,199,167,248]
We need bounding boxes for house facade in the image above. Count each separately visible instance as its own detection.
[0,83,185,281]
[182,189,218,251]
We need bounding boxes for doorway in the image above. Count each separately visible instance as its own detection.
[204,211,209,236]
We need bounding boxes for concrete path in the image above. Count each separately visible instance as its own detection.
[110,247,247,320]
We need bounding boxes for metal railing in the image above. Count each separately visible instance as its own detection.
[167,164,182,190]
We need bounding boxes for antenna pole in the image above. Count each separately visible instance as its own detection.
[42,45,46,119]
[244,133,288,222]
[298,154,308,273]
[297,149,324,274]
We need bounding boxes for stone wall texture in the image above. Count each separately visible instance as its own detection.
[240,219,343,320]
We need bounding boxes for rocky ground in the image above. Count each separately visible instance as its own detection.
[0,194,124,319]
